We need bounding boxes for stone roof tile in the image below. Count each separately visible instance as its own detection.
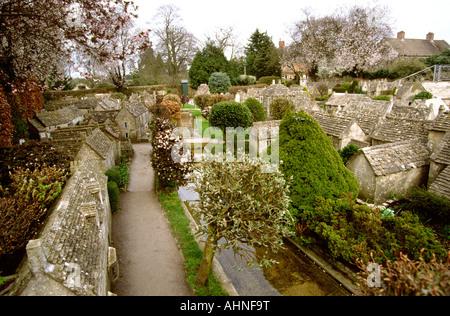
[429,166,450,200]
[86,128,113,159]
[362,140,430,176]
[370,117,431,143]
[312,112,357,138]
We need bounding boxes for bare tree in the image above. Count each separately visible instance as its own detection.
[204,26,243,61]
[152,4,196,80]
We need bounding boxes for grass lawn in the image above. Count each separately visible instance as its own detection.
[182,104,211,138]
[158,189,228,296]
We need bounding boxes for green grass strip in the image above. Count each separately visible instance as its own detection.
[158,190,228,296]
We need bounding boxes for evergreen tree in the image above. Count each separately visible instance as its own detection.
[134,45,166,85]
[189,42,229,89]
[245,29,281,79]
[278,110,359,218]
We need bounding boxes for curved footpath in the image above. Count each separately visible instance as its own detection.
[111,143,193,296]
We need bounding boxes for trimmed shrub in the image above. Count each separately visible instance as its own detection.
[194,94,231,110]
[372,95,391,101]
[278,110,359,218]
[238,75,257,86]
[160,99,181,121]
[107,181,120,213]
[388,58,427,79]
[414,91,433,100]
[338,144,360,165]
[208,72,231,94]
[258,76,281,85]
[243,97,266,122]
[269,97,295,120]
[209,101,253,132]
[163,94,182,105]
[105,168,121,188]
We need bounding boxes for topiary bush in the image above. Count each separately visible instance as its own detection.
[269,97,295,120]
[243,97,266,122]
[278,110,359,218]
[209,101,253,133]
[208,72,231,94]
[338,144,360,165]
[160,99,181,121]
[414,91,433,100]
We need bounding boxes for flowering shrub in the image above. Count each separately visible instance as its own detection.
[151,118,192,189]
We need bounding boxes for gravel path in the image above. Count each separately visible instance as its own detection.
[111,143,193,296]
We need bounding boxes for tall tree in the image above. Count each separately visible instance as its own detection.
[133,44,166,85]
[188,42,228,89]
[245,29,281,79]
[152,4,196,81]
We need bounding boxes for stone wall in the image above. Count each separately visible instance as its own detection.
[10,147,117,296]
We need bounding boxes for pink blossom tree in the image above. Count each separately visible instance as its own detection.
[0,0,144,88]
[290,4,396,79]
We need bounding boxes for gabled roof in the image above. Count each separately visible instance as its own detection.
[429,166,450,200]
[326,93,372,107]
[370,117,431,144]
[123,102,148,117]
[431,132,450,165]
[36,106,84,127]
[96,98,121,111]
[386,38,450,57]
[85,128,113,159]
[358,140,430,176]
[388,105,433,121]
[429,111,450,132]
[312,112,360,138]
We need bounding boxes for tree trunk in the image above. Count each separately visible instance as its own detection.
[194,234,217,286]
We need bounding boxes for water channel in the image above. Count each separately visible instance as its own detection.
[178,109,352,296]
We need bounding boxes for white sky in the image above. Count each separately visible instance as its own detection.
[133,0,450,51]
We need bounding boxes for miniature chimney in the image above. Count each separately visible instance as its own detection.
[426,32,435,41]
[397,31,405,40]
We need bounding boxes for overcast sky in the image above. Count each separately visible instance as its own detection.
[133,0,450,50]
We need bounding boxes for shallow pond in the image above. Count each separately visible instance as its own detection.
[178,186,351,296]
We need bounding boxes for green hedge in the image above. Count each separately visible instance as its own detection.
[108,181,120,213]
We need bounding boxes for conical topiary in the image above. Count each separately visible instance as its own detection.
[278,110,359,218]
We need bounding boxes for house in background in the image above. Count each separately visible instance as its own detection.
[115,102,149,143]
[29,106,85,139]
[387,31,450,58]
